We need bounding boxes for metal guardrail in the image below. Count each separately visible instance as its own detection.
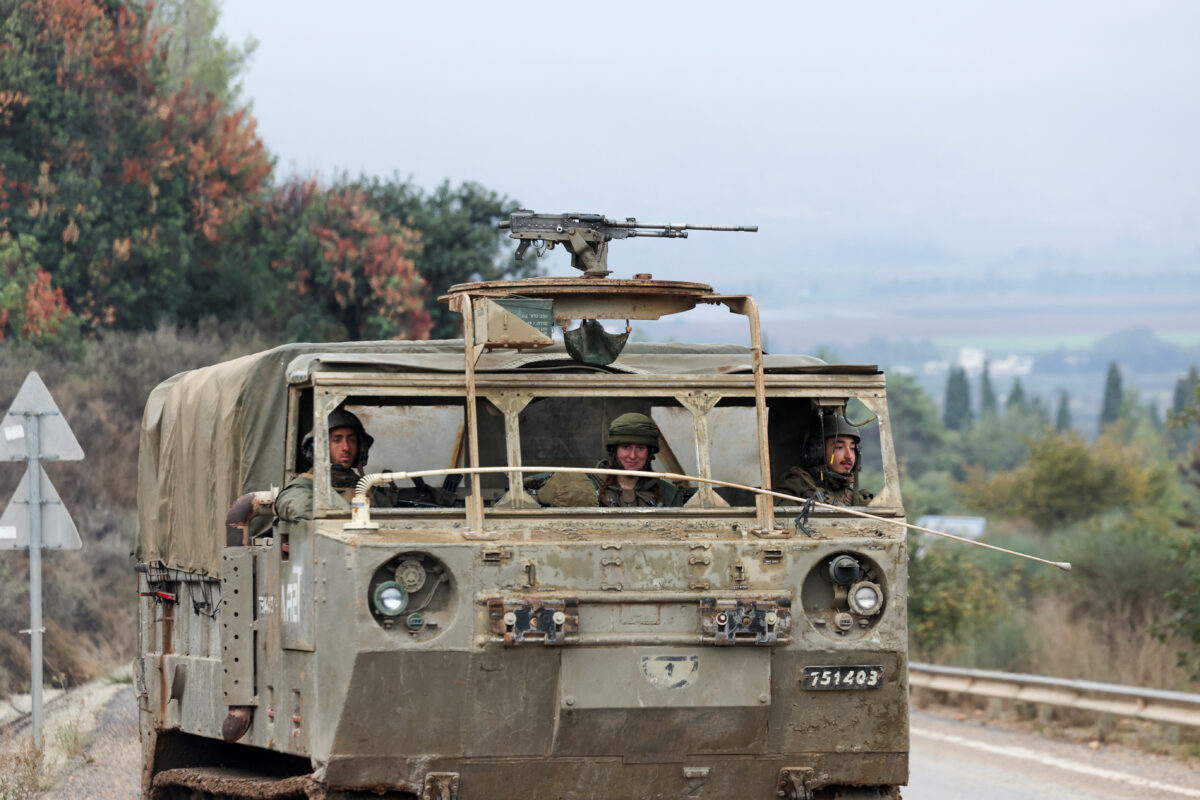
[909,662,1200,729]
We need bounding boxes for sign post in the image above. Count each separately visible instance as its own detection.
[0,372,83,748]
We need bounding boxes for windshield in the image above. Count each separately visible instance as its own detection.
[304,386,897,515]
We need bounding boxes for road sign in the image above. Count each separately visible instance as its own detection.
[0,466,82,549]
[0,371,85,750]
[0,372,84,462]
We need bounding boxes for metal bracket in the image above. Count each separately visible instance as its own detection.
[778,767,815,800]
[487,597,579,644]
[422,772,460,800]
[700,597,792,645]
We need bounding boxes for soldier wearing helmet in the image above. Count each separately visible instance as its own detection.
[276,408,383,521]
[777,415,874,507]
[535,412,684,507]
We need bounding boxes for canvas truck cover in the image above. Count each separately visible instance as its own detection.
[136,340,466,575]
[137,339,852,575]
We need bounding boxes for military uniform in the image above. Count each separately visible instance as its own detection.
[776,465,873,507]
[275,467,375,521]
[275,408,385,522]
[592,457,683,507]
[533,412,684,508]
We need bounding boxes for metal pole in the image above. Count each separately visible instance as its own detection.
[25,412,43,749]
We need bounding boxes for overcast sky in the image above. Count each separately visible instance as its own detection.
[216,1,1200,303]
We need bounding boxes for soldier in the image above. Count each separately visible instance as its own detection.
[276,408,378,521]
[535,412,685,507]
[777,415,874,507]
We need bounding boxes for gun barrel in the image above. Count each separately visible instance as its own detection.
[605,219,758,233]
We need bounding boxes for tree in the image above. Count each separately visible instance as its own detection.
[886,373,950,479]
[150,0,258,104]
[980,360,998,418]
[956,431,1170,531]
[350,178,542,338]
[1005,378,1027,414]
[1099,361,1123,433]
[943,366,972,431]
[1054,391,1072,432]
[254,179,431,341]
[1169,366,1199,455]
[0,0,271,335]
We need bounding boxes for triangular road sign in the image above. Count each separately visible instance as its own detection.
[0,372,84,462]
[0,466,82,550]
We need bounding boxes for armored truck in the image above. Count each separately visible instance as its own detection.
[136,249,908,799]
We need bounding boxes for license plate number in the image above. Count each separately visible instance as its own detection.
[801,665,884,690]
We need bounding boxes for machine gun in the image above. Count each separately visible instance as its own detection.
[499,210,758,277]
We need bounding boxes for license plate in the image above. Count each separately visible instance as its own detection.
[801,665,884,691]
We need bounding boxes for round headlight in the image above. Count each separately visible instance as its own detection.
[828,555,861,586]
[848,581,883,616]
[373,581,409,617]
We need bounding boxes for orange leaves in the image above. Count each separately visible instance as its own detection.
[263,180,432,341]
[112,237,131,262]
[22,268,71,340]
[0,90,29,125]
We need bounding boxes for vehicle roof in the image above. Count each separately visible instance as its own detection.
[136,339,878,575]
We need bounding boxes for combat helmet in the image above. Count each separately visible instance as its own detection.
[606,412,661,451]
[801,414,863,486]
[300,408,374,470]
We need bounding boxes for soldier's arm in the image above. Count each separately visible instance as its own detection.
[275,475,315,521]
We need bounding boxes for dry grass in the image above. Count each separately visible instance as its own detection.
[0,740,44,800]
[0,323,275,697]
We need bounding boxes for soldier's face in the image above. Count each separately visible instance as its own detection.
[329,427,359,469]
[615,444,650,472]
[825,435,856,475]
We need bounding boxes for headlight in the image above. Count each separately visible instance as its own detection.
[372,581,409,617]
[848,581,883,616]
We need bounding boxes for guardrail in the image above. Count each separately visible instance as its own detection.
[909,662,1200,729]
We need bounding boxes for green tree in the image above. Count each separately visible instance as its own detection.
[150,0,258,104]
[886,373,950,480]
[1005,377,1028,414]
[1099,361,1123,433]
[980,360,998,418]
[1168,366,1199,455]
[957,430,1170,531]
[1054,390,1072,432]
[943,366,972,431]
[350,177,542,338]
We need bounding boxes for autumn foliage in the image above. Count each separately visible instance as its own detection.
[0,0,440,344]
[261,180,431,341]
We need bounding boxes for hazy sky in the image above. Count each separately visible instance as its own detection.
[216,1,1200,302]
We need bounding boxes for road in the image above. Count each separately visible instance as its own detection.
[16,689,1200,799]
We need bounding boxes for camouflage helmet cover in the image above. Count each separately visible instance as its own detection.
[606,412,661,449]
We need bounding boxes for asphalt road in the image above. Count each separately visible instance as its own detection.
[27,689,1200,799]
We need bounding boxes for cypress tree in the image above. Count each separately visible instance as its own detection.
[943,367,973,430]
[1099,362,1123,433]
[980,360,998,418]
[1055,391,1072,432]
[1006,378,1028,414]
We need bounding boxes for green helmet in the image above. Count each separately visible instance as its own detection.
[606,413,661,449]
[300,408,374,470]
[827,415,861,444]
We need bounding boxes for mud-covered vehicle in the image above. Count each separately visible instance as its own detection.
[135,215,909,800]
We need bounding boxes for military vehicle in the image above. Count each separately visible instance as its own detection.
[135,212,909,799]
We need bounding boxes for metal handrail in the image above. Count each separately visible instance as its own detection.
[909,661,1200,728]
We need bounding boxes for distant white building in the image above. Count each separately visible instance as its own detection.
[914,515,987,540]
